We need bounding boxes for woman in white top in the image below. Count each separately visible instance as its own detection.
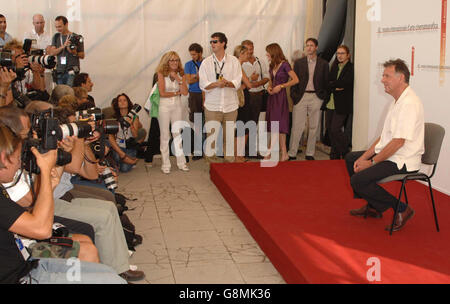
[156,51,189,174]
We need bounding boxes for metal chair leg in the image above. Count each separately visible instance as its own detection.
[390,181,406,236]
[427,178,440,232]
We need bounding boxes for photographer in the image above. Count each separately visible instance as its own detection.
[73,72,95,108]
[108,93,143,173]
[48,16,84,87]
[0,67,16,106]
[0,125,125,284]
[18,101,144,282]
[3,39,46,99]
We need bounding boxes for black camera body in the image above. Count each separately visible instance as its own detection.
[0,50,13,69]
[69,34,83,51]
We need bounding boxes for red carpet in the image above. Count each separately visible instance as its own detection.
[210,160,450,284]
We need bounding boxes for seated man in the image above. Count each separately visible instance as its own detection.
[73,72,95,108]
[345,59,424,232]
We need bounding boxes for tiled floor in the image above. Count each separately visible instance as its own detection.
[117,143,330,284]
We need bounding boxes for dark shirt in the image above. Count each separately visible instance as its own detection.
[51,32,84,73]
[0,189,29,284]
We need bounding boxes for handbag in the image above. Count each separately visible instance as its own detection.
[237,88,245,107]
[144,83,160,118]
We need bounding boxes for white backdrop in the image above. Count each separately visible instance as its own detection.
[2,0,306,134]
[366,0,450,194]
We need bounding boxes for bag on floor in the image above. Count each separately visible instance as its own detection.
[120,214,143,251]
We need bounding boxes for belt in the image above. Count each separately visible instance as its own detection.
[249,91,264,95]
[305,91,316,93]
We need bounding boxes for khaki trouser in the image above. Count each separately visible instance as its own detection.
[204,108,238,162]
[288,93,323,157]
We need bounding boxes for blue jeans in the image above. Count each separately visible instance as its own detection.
[56,72,75,87]
[112,147,137,173]
[71,175,110,191]
[27,258,126,284]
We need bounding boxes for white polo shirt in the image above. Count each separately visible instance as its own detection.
[199,53,242,113]
[23,29,52,50]
[375,86,424,171]
[242,57,269,93]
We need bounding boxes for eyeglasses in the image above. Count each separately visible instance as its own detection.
[210,40,219,44]
[336,52,348,55]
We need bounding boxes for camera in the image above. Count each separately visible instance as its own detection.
[119,104,142,129]
[22,138,72,174]
[0,51,13,69]
[31,109,93,149]
[76,107,104,122]
[23,39,57,69]
[99,160,118,191]
[69,34,83,51]
[129,104,142,118]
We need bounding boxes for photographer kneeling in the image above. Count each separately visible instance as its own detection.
[0,125,125,284]
[108,93,145,173]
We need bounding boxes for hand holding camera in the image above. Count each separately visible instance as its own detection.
[30,146,58,176]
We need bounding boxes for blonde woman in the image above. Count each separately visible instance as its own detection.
[156,51,189,174]
[233,45,254,162]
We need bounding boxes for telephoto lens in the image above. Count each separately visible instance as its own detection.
[76,108,104,122]
[59,122,93,139]
[101,119,120,134]
[101,166,118,191]
[129,104,142,117]
[28,55,57,69]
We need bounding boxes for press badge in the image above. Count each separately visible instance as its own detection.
[119,139,125,144]
[61,56,67,65]
[15,235,30,261]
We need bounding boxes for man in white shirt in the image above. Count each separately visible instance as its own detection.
[24,14,54,94]
[199,32,242,163]
[345,59,424,232]
[241,40,269,157]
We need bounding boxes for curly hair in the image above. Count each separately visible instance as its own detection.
[111,93,133,119]
[156,51,184,77]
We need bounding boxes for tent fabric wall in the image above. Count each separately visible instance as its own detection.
[2,0,306,133]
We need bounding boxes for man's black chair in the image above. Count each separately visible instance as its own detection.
[378,123,445,235]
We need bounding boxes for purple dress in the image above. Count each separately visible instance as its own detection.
[266,61,291,134]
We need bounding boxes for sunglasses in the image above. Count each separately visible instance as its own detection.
[210,40,220,44]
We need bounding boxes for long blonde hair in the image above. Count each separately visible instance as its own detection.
[156,51,184,77]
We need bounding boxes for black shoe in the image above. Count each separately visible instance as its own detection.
[288,156,296,161]
[305,156,315,161]
[192,155,203,161]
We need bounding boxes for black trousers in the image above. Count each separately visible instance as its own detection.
[325,109,350,159]
[54,216,95,243]
[345,151,412,213]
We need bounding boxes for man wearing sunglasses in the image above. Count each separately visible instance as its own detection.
[199,32,242,163]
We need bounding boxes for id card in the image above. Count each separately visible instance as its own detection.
[15,235,30,261]
[218,74,224,81]
[60,56,67,65]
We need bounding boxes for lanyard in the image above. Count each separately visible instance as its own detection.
[213,54,226,79]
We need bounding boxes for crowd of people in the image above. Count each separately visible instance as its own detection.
[1,11,424,284]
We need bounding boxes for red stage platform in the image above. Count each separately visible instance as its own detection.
[210,160,450,284]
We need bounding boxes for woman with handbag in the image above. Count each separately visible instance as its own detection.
[156,51,189,174]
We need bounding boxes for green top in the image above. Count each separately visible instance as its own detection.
[327,62,347,110]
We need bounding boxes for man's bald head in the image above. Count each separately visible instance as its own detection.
[32,14,45,34]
